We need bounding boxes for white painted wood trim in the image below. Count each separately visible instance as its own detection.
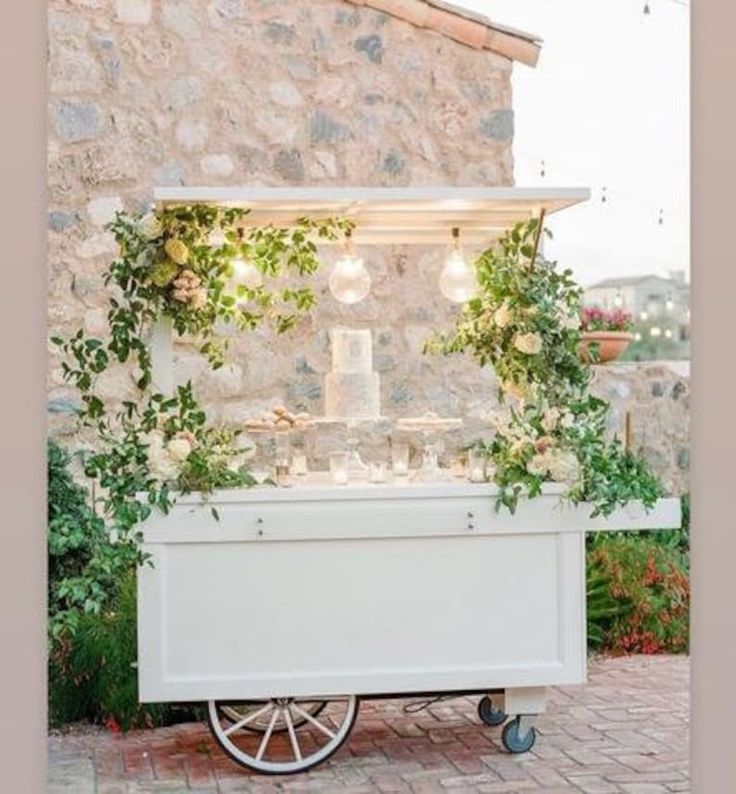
[150,316,174,397]
[152,186,590,245]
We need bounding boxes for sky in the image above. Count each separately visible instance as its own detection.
[457,0,690,286]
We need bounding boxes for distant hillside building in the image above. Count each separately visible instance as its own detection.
[584,271,689,321]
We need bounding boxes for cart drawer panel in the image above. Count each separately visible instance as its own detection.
[138,531,585,702]
[140,495,681,544]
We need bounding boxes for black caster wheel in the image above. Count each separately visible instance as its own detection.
[501,716,536,753]
[477,696,506,727]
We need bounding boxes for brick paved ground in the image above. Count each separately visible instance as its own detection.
[48,655,689,794]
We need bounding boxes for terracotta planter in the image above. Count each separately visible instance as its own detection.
[580,331,635,364]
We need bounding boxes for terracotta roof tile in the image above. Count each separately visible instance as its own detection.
[345,0,542,66]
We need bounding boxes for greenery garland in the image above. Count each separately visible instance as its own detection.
[426,218,662,517]
[50,204,351,636]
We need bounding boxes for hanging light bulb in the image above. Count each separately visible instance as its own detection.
[439,227,476,304]
[229,256,263,289]
[643,2,651,15]
[228,228,263,290]
[328,229,371,304]
[665,294,675,312]
[613,290,624,308]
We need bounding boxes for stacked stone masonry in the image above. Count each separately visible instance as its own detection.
[46,0,689,495]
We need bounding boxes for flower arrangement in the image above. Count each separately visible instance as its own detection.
[50,205,352,634]
[580,306,634,333]
[427,218,662,517]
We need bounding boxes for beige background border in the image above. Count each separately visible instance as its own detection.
[1,1,735,790]
[0,0,47,791]
[690,0,736,789]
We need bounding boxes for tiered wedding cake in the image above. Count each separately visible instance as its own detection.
[324,328,381,420]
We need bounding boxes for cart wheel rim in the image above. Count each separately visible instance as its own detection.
[501,717,536,753]
[218,700,327,734]
[477,696,506,727]
[207,695,359,775]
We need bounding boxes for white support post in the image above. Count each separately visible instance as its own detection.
[504,686,547,717]
[150,316,174,397]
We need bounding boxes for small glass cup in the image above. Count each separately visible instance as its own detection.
[329,451,349,485]
[369,461,388,484]
[391,443,410,476]
[467,449,487,483]
[275,458,293,487]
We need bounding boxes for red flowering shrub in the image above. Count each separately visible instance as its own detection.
[581,306,634,333]
[586,536,689,654]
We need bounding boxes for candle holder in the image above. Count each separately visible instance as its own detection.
[329,451,349,485]
[467,449,487,483]
[390,442,410,477]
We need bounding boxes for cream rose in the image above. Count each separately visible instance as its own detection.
[189,287,208,310]
[500,379,529,400]
[147,445,179,482]
[526,453,550,477]
[493,301,512,329]
[513,332,543,355]
[542,407,561,433]
[165,238,189,265]
[167,436,193,463]
[547,449,580,483]
[138,212,163,241]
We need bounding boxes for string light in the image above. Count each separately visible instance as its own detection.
[601,186,608,204]
[228,229,263,290]
[439,227,476,303]
[658,208,664,225]
[540,159,546,179]
[328,229,371,304]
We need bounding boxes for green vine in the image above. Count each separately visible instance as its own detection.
[427,218,662,517]
[50,205,351,634]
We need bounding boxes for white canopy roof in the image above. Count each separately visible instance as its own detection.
[153,186,589,245]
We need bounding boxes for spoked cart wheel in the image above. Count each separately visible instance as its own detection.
[218,700,327,734]
[477,695,507,727]
[207,695,359,775]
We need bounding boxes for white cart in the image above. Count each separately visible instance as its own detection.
[137,187,680,774]
[138,479,679,774]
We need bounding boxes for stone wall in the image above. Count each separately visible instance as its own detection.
[46,0,689,495]
[47,0,515,435]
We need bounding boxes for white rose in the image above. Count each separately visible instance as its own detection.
[564,312,581,330]
[493,301,512,329]
[513,332,543,355]
[560,412,575,429]
[142,429,165,450]
[167,437,193,463]
[541,407,561,433]
[147,446,179,482]
[526,453,550,477]
[138,212,163,241]
[547,449,580,483]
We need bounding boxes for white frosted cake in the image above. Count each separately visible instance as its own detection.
[324,328,380,419]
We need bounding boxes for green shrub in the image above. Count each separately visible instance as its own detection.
[49,572,199,731]
[586,534,689,654]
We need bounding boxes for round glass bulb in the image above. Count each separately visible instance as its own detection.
[229,256,263,289]
[439,250,476,303]
[328,255,371,304]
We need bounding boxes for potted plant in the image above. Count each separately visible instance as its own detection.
[579,306,635,363]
